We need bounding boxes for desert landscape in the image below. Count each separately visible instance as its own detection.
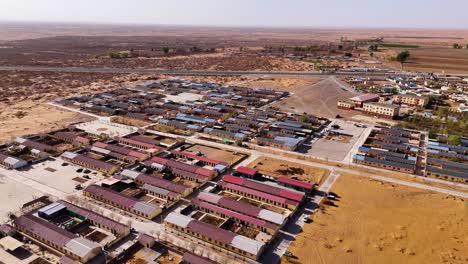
[283,173,467,264]
[0,9,466,263]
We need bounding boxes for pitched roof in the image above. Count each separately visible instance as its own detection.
[14,214,75,247]
[57,200,129,236]
[222,175,304,202]
[236,166,258,176]
[277,176,314,190]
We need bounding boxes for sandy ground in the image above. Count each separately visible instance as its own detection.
[272,77,360,118]
[0,104,94,143]
[247,156,329,184]
[283,173,468,264]
[186,144,248,166]
[0,174,43,222]
[185,75,323,92]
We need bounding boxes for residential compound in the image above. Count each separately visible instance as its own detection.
[354,126,467,183]
[54,79,329,152]
[426,139,468,183]
[1,76,465,264]
[354,127,422,174]
[12,199,131,263]
[163,167,313,262]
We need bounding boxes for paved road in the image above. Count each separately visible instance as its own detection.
[0,65,417,77]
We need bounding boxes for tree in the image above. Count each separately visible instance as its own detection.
[235,139,243,146]
[428,129,437,139]
[162,47,170,54]
[395,51,410,69]
[344,52,352,57]
[453,43,460,49]
[300,114,310,123]
[447,135,461,145]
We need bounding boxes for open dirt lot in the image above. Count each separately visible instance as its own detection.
[0,174,43,222]
[0,71,160,143]
[271,77,359,119]
[186,144,248,165]
[247,156,329,184]
[283,173,468,264]
[0,104,93,143]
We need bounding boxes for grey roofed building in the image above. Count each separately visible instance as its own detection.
[0,152,28,169]
[354,154,416,170]
[64,237,101,259]
[133,201,161,216]
[426,166,467,179]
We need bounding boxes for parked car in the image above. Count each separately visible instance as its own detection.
[75,185,83,190]
[61,162,69,166]
[304,217,312,223]
[284,251,293,257]
[323,199,334,206]
[328,191,339,197]
[83,169,91,174]
[327,194,336,200]
[83,175,91,179]
[76,168,83,173]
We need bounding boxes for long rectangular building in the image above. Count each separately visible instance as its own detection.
[194,192,286,234]
[222,175,305,203]
[145,156,215,183]
[164,212,265,261]
[62,152,120,175]
[14,214,102,263]
[121,169,192,198]
[83,185,161,219]
[0,152,28,169]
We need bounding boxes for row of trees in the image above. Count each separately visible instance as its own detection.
[452,43,468,49]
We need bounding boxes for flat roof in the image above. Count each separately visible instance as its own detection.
[0,236,23,251]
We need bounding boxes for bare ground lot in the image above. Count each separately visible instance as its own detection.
[0,71,161,143]
[0,174,43,222]
[271,77,360,119]
[186,144,248,166]
[247,156,329,184]
[283,173,468,264]
[0,104,94,143]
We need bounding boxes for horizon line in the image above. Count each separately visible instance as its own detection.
[1,19,468,31]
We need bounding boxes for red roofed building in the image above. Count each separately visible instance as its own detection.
[222,175,305,203]
[236,166,258,178]
[171,150,228,167]
[146,156,215,183]
[349,93,380,107]
[277,176,315,194]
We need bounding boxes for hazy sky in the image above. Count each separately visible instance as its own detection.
[0,0,467,29]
